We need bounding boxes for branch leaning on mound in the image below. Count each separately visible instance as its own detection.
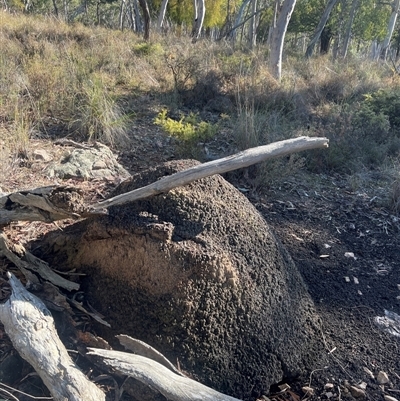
[92,136,329,210]
[0,137,328,223]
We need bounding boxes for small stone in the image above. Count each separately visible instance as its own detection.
[325,392,334,398]
[325,383,334,390]
[377,371,390,384]
[357,382,367,390]
[345,276,351,282]
[33,149,52,162]
[302,386,314,395]
[363,367,374,379]
[349,385,366,399]
[384,395,399,401]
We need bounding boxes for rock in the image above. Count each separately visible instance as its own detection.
[363,367,375,379]
[325,392,334,398]
[33,149,52,162]
[302,386,314,395]
[384,395,399,401]
[42,160,324,401]
[46,143,130,180]
[377,371,390,384]
[349,386,366,399]
[325,383,334,390]
[357,382,367,390]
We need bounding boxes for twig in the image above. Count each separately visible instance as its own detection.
[0,382,53,400]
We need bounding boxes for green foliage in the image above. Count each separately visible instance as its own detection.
[361,90,400,129]
[155,109,217,143]
[154,108,218,158]
[132,42,164,56]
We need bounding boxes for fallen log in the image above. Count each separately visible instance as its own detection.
[87,347,243,401]
[0,233,79,291]
[92,136,328,210]
[0,272,105,401]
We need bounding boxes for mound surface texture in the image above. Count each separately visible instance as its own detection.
[51,160,323,399]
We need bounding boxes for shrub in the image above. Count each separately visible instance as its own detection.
[154,109,217,158]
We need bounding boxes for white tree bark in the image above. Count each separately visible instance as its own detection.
[87,348,243,401]
[305,0,339,58]
[192,0,205,42]
[92,136,329,210]
[269,0,297,80]
[249,0,257,48]
[341,0,359,58]
[380,0,400,60]
[0,272,105,401]
[157,0,169,30]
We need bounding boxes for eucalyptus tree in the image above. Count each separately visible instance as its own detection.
[269,0,297,80]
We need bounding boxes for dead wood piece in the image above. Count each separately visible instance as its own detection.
[0,186,86,226]
[116,334,184,376]
[0,234,79,291]
[0,272,105,401]
[87,348,243,401]
[92,136,329,210]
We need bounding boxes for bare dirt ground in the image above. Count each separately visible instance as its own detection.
[1,107,400,401]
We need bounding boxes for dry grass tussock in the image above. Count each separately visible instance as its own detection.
[1,11,400,212]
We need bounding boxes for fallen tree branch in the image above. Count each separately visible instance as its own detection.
[0,272,105,401]
[0,233,79,291]
[87,347,243,401]
[92,136,329,210]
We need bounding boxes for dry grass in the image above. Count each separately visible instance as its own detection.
[1,10,400,187]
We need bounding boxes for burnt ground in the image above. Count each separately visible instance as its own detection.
[0,114,400,401]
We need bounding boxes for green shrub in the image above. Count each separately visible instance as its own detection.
[155,109,217,157]
[362,89,400,129]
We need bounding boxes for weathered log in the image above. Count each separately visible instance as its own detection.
[0,185,95,227]
[0,233,79,291]
[92,136,329,210]
[87,347,243,401]
[0,272,105,401]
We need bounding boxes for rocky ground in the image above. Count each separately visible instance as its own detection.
[0,104,400,401]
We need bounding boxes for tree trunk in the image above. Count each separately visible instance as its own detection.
[305,0,338,58]
[192,0,205,42]
[138,0,151,39]
[320,26,332,54]
[269,0,297,81]
[248,0,257,48]
[380,0,400,60]
[157,0,169,30]
[119,0,126,30]
[341,0,359,58]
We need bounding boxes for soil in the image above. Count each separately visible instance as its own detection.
[0,101,400,401]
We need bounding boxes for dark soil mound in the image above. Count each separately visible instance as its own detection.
[46,160,324,399]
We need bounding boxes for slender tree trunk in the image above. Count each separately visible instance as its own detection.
[230,0,251,43]
[119,0,126,30]
[269,0,297,81]
[305,0,338,58]
[380,0,400,60]
[249,0,257,48]
[341,0,359,58]
[192,0,205,42]
[52,0,59,17]
[138,0,151,40]
[157,0,169,31]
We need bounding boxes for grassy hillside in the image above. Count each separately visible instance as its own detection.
[1,10,400,204]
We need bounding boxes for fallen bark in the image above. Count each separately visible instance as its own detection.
[87,347,243,401]
[0,233,79,291]
[92,136,329,210]
[0,272,105,401]
[0,185,94,227]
